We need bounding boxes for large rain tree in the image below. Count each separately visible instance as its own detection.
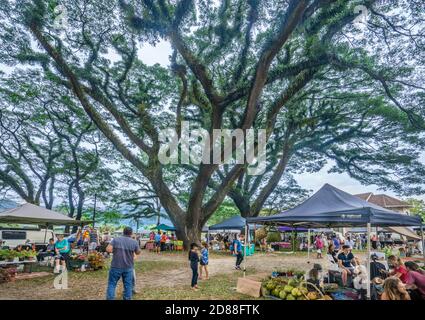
[0,70,114,227]
[1,0,424,246]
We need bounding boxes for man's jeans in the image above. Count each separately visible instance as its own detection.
[106,267,134,300]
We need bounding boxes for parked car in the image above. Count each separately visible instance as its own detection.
[0,226,55,250]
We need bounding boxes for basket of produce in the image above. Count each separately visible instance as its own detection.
[261,277,332,300]
[262,276,307,300]
[299,281,332,300]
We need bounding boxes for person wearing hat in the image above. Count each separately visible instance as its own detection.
[370,253,387,280]
[307,264,323,292]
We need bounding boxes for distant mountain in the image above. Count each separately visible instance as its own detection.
[119,206,173,229]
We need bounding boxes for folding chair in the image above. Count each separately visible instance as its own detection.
[326,254,342,284]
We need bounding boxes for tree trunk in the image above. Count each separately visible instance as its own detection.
[174,224,202,251]
[72,188,85,234]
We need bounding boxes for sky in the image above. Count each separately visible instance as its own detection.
[1,39,424,203]
[136,40,425,202]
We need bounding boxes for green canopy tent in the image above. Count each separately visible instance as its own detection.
[0,203,91,243]
[151,223,176,232]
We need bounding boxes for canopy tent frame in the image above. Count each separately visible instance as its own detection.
[245,184,423,299]
[0,203,91,244]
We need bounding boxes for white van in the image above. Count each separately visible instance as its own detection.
[0,227,55,249]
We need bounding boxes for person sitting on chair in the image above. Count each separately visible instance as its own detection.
[337,245,357,287]
[54,234,71,273]
[370,253,387,280]
[36,238,55,262]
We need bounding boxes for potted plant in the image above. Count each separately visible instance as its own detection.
[25,250,37,261]
[0,249,7,261]
[4,250,17,262]
[18,251,26,262]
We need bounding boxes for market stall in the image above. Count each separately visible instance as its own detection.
[208,216,254,255]
[0,203,91,282]
[247,184,424,299]
[149,224,183,251]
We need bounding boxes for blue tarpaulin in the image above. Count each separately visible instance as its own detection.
[247,184,422,228]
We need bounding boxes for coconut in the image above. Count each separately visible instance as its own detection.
[284,285,294,293]
[279,290,287,299]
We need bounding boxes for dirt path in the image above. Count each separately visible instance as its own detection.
[1,250,365,299]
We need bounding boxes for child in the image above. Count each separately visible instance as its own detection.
[188,243,200,290]
[315,236,323,259]
[199,242,209,280]
[398,247,407,258]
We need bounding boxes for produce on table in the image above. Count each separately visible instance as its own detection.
[261,275,332,301]
[284,285,294,293]
[307,292,318,300]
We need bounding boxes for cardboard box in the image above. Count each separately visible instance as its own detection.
[236,273,267,298]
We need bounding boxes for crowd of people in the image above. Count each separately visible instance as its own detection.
[150,231,177,252]
[308,231,425,300]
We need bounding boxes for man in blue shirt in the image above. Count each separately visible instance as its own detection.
[332,235,340,252]
[106,227,141,300]
[233,234,245,270]
[337,245,356,287]
[154,231,161,254]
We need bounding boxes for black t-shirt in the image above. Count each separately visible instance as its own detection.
[337,252,354,268]
[188,250,199,266]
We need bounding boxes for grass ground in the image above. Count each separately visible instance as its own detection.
[0,250,367,300]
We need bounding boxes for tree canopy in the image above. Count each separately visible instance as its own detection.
[0,0,424,245]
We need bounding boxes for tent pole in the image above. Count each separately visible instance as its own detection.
[243,223,248,277]
[307,228,311,261]
[421,224,425,260]
[366,223,371,300]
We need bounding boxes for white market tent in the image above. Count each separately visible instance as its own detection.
[0,203,86,226]
[0,203,90,243]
